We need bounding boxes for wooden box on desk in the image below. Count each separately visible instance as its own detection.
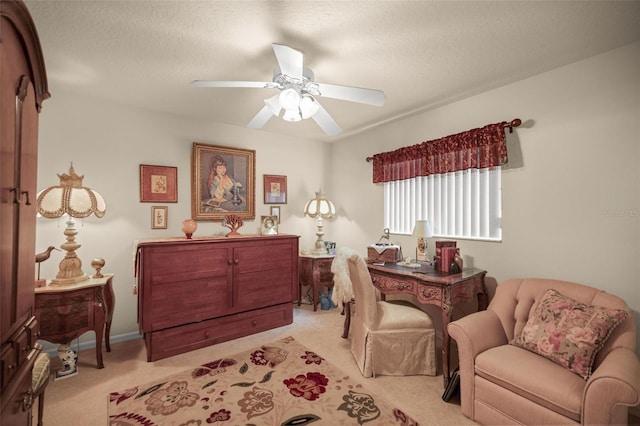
[367,245,402,263]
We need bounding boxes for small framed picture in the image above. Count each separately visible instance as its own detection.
[270,206,281,224]
[151,206,168,229]
[261,215,278,235]
[140,165,178,203]
[263,174,287,204]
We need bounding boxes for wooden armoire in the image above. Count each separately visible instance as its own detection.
[1,0,50,424]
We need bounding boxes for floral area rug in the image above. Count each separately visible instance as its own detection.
[108,336,418,425]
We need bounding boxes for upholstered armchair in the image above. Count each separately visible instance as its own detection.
[331,247,437,377]
[448,278,640,425]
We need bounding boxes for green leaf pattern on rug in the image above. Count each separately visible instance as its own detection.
[338,390,382,425]
[259,370,275,383]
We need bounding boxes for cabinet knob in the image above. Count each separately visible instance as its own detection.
[252,320,257,326]
[204,331,210,338]
[234,259,239,265]
[227,259,232,265]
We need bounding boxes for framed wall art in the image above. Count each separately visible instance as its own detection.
[191,142,255,221]
[151,206,168,229]
[261,215,278,235]
[263,174,287,204]
[140,165,178,203]
[270,206,280,224]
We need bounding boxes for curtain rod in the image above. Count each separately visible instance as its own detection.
[365,118,521,162]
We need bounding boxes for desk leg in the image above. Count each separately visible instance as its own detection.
[441,303,454,388]
[95,302,105,369]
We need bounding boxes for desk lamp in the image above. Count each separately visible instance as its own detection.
[36,165,106,285]
[412,219,433,262]
[303,191,335,254]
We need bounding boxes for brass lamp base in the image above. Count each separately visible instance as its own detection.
[50,217,89,286]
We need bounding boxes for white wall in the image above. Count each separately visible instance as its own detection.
[36,91,329,343]
[37,41,640,355]
[330,41,640,353]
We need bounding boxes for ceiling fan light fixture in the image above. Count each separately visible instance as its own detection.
[283,109,302,122]
[278,87,301,110]
[299,95,320,119]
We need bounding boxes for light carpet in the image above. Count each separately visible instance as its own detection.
[108,335,417,425]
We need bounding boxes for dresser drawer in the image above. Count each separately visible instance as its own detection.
[144,303,293,361]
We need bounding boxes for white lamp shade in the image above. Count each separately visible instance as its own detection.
[278,87,301,110]
[36,165,106,219]
[412,219,433,238]
[282,109,302,122]
[303,191,335,218]
[299,95,320,119]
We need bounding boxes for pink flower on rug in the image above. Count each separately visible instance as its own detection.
[301,350,324,365]
[145,380,199,416]
[250,346,288,367]
[238,386,274,419]
[283,372,328,401]
[206,408,231,423]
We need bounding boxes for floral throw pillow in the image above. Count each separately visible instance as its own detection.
[511,288,628,379]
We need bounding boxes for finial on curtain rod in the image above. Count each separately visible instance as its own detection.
[503,118,521,133]
[365,118,522,162]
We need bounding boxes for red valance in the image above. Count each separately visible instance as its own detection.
[368,120,520,183]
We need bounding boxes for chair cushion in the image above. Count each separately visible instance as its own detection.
[511,288,628,379]
[32,352,51,390]
[475,344,585,421]
[376,300,434,331]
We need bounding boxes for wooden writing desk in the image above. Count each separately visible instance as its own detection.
[359,263,486,388]
[34,274,115,368]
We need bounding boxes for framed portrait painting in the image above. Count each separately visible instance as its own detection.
[263,174,287,204]
[191,142,255,221]
[140,165,177,203]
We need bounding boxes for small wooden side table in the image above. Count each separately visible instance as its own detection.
[34,274,115,369]
[298,254,334,311]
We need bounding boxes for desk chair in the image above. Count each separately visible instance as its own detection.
[331,247,437,377]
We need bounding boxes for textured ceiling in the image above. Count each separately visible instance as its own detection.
[25,0,640,142]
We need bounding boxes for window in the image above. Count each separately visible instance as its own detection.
[384,166,502,241]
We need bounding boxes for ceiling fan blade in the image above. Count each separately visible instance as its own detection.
[316,82,386,106]
[191,80,277,89]
[247,105,275,129]
[311,102,342,136]
[272,44,303,80]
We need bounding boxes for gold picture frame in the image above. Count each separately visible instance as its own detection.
[140,165,177,203]
[151,206,168,229]
[263,174,287,204]
[191,142,255,221]
[261,215,278,235]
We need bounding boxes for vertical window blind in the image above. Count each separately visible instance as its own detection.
[384,166,502,240]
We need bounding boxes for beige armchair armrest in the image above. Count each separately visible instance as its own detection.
[448,310,507,418]
[583,347,640,425]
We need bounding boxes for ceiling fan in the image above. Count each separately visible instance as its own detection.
[192,43,386,136]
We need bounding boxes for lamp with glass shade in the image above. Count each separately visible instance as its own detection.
[303,191,335,254]
[36,165,106,286]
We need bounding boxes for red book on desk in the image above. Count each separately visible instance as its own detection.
[441,247,458,273]
[435,240,456,271]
